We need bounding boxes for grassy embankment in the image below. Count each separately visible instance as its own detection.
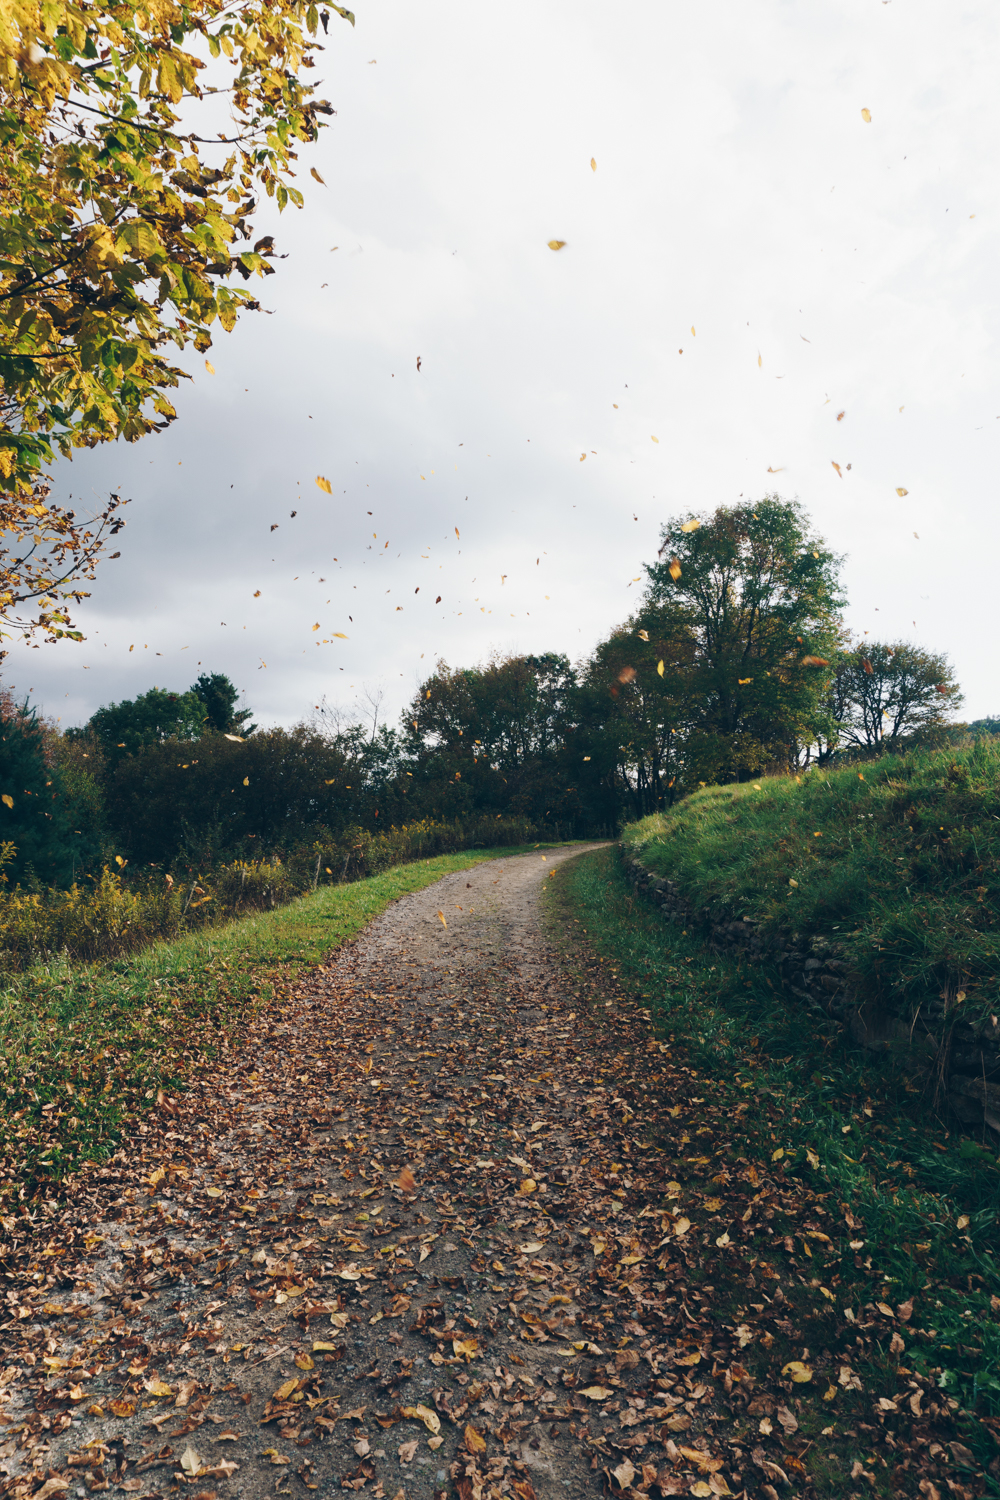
[551,768,1000,1439]
[623,736,1000,1038]
[0,842,570,1210]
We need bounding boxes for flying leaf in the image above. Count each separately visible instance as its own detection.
[547,239,567,250]
[801,655,829,667]
[1,795,12,809]
[680,519,700,532]
[657,660,664,677]
[312,622,320,631]
[223,733,244,742]
[455,527,460,539]
[831,461,842,478]
[310,167,326,185]
[333,632,349,638]
[590,157,597,171]
[836,410,845,421]
[767,466,784,473]
[204,360,215,374]
[758,353,762,367]
[861,107,871,122]
[668,557,682,581]
[316,476,333,493]
[651,435,659,443]
[896,486,908,496]
[437,911,447,928]
[243,776,249,786]
[637,629,649,641]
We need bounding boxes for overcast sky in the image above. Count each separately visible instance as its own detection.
[13,0,1000,732]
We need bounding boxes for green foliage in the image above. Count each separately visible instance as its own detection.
[621,736,1000,1034]
[191,672,255,736]
[823,639,963,755]
[0,699,100,884]
[0,0,349,494]
[400,652,589,827]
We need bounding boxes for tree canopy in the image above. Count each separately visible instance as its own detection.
[0,0,350,497]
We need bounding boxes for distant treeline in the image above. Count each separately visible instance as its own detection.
[0,498,973,889]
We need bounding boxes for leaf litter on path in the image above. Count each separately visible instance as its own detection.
[0,847,991,1499]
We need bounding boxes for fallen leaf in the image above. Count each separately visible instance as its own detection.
[581,1386,613,1400]
[398,1439,418,1463]
[782,1361,813,1383]
[465,1423,487,1453]
[400,1404,441,1435]
[180,1444,202,1476]
[612,1458,636,1489]
[398,1166,416,1193]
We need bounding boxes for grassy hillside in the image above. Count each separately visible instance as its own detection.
[622,737,1000,1035]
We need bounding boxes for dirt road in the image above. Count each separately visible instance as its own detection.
[1,844,915,1500]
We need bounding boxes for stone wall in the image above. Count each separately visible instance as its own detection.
[620,850,1000,1135]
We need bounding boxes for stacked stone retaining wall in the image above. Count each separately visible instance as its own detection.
[621,850,1000,1135]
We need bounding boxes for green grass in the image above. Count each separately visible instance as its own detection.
[552,846,1000,1442]
[0,843,568,1208]
[622,737,1000,1034]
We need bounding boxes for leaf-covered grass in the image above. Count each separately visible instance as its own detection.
[0,843,569,1208]
[553,846,1000,1434]
[622,736,1000,1032]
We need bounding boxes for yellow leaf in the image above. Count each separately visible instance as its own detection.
[590,157,597,171]
[651,434,659,443]
[676,1351,701,1366]
[637,629,649,641]
[312,1341,340,1352]
[206,1185,223,1197]
[109,1399,135,1418]
[681,519,700,532]
[243,776,249,786]
[1,795,12,809]
[861,107,872,122]
[275,1378,299,1400]
[453,1337,478,1361]
[333,632,349,638]
[771,1148,784,1161]
[295,1353,315,1370]
[465,1423,486,1452]
[758,353,762,367]
[143,1379,174,1398]
[691,1485,713,1498]
[547,239,567,250]
[204,359,215,374]
[519,1178,537,1194]
[657,660,664,676]
[691,326,696,336]
[311,167,326,185]
[316,476,333,493]
[580,1386,613,1400]
[896,486,908,496]
[401,1404,441,1435]
[957,1214,970,1230]
[716,1232,731,1247]
[782,1361,813,1383]
[437,910,447,928]
[668,558,682,581]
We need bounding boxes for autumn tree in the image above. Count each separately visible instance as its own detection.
[826,640,963,753]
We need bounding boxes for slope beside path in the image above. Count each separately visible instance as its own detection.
[0,847,987,1500]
